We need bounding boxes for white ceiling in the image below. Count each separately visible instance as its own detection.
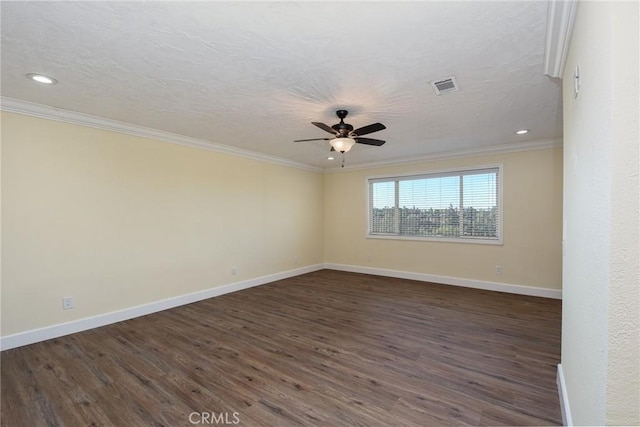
[1,1,562,170]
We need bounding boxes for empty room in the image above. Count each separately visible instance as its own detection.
[1,1,638,426]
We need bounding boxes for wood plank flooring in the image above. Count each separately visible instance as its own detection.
[1,270,562,426]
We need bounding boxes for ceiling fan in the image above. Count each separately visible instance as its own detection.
[294,110,386,158]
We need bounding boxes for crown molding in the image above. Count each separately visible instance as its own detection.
[0,97,323,173]
[1,97,562,175]
[324,138,563,173]
[543,0,578,78]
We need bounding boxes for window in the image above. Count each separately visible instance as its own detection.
[368,166,502,244]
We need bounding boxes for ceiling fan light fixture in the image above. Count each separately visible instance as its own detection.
[330,137,355,153]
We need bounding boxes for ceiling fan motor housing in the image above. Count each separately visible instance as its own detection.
[332,122,354,136]
[332,110,354,136]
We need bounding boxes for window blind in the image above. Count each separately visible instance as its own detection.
[369,167,501,243]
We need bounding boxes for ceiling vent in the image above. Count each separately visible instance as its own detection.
[430,76,459,95]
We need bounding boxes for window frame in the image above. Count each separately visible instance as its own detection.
[365,164,503,245]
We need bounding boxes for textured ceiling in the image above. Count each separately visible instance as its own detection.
[1,1,562,169]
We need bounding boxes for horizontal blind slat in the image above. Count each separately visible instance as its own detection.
[369,167,500,241]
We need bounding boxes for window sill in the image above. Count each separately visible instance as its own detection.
[366,233,503,245]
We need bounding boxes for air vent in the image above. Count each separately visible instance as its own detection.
[430,76,459,95]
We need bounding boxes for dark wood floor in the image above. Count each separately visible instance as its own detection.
[1,270,562,426]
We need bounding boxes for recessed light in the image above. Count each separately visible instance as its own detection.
[327,156,335,160]
[26,73,58,85]
[515,129,529,135]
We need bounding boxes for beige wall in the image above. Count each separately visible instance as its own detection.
[561,1,639,425]
[607,2,640,423]
[1,110,565,342]
[324,147,563,290]
[1,112,324,336]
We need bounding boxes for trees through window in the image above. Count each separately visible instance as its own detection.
[368,166,501,243]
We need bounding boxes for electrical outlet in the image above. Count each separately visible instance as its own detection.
[63,296,74,310]
[367,255,372,263]
[495,265,502,275]
[231,267,237,276]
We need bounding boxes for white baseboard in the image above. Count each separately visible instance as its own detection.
[557,363,573,426]
[1,263,561,351]
[0,264,324,351]
[324,263,563,299]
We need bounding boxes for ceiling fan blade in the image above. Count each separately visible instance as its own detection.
[294,137,331,142]
[312,122,337,135]
[352,122,386,136]
[355,137,386,146]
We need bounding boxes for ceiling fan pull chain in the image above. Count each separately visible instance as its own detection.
[341,152,345,168]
